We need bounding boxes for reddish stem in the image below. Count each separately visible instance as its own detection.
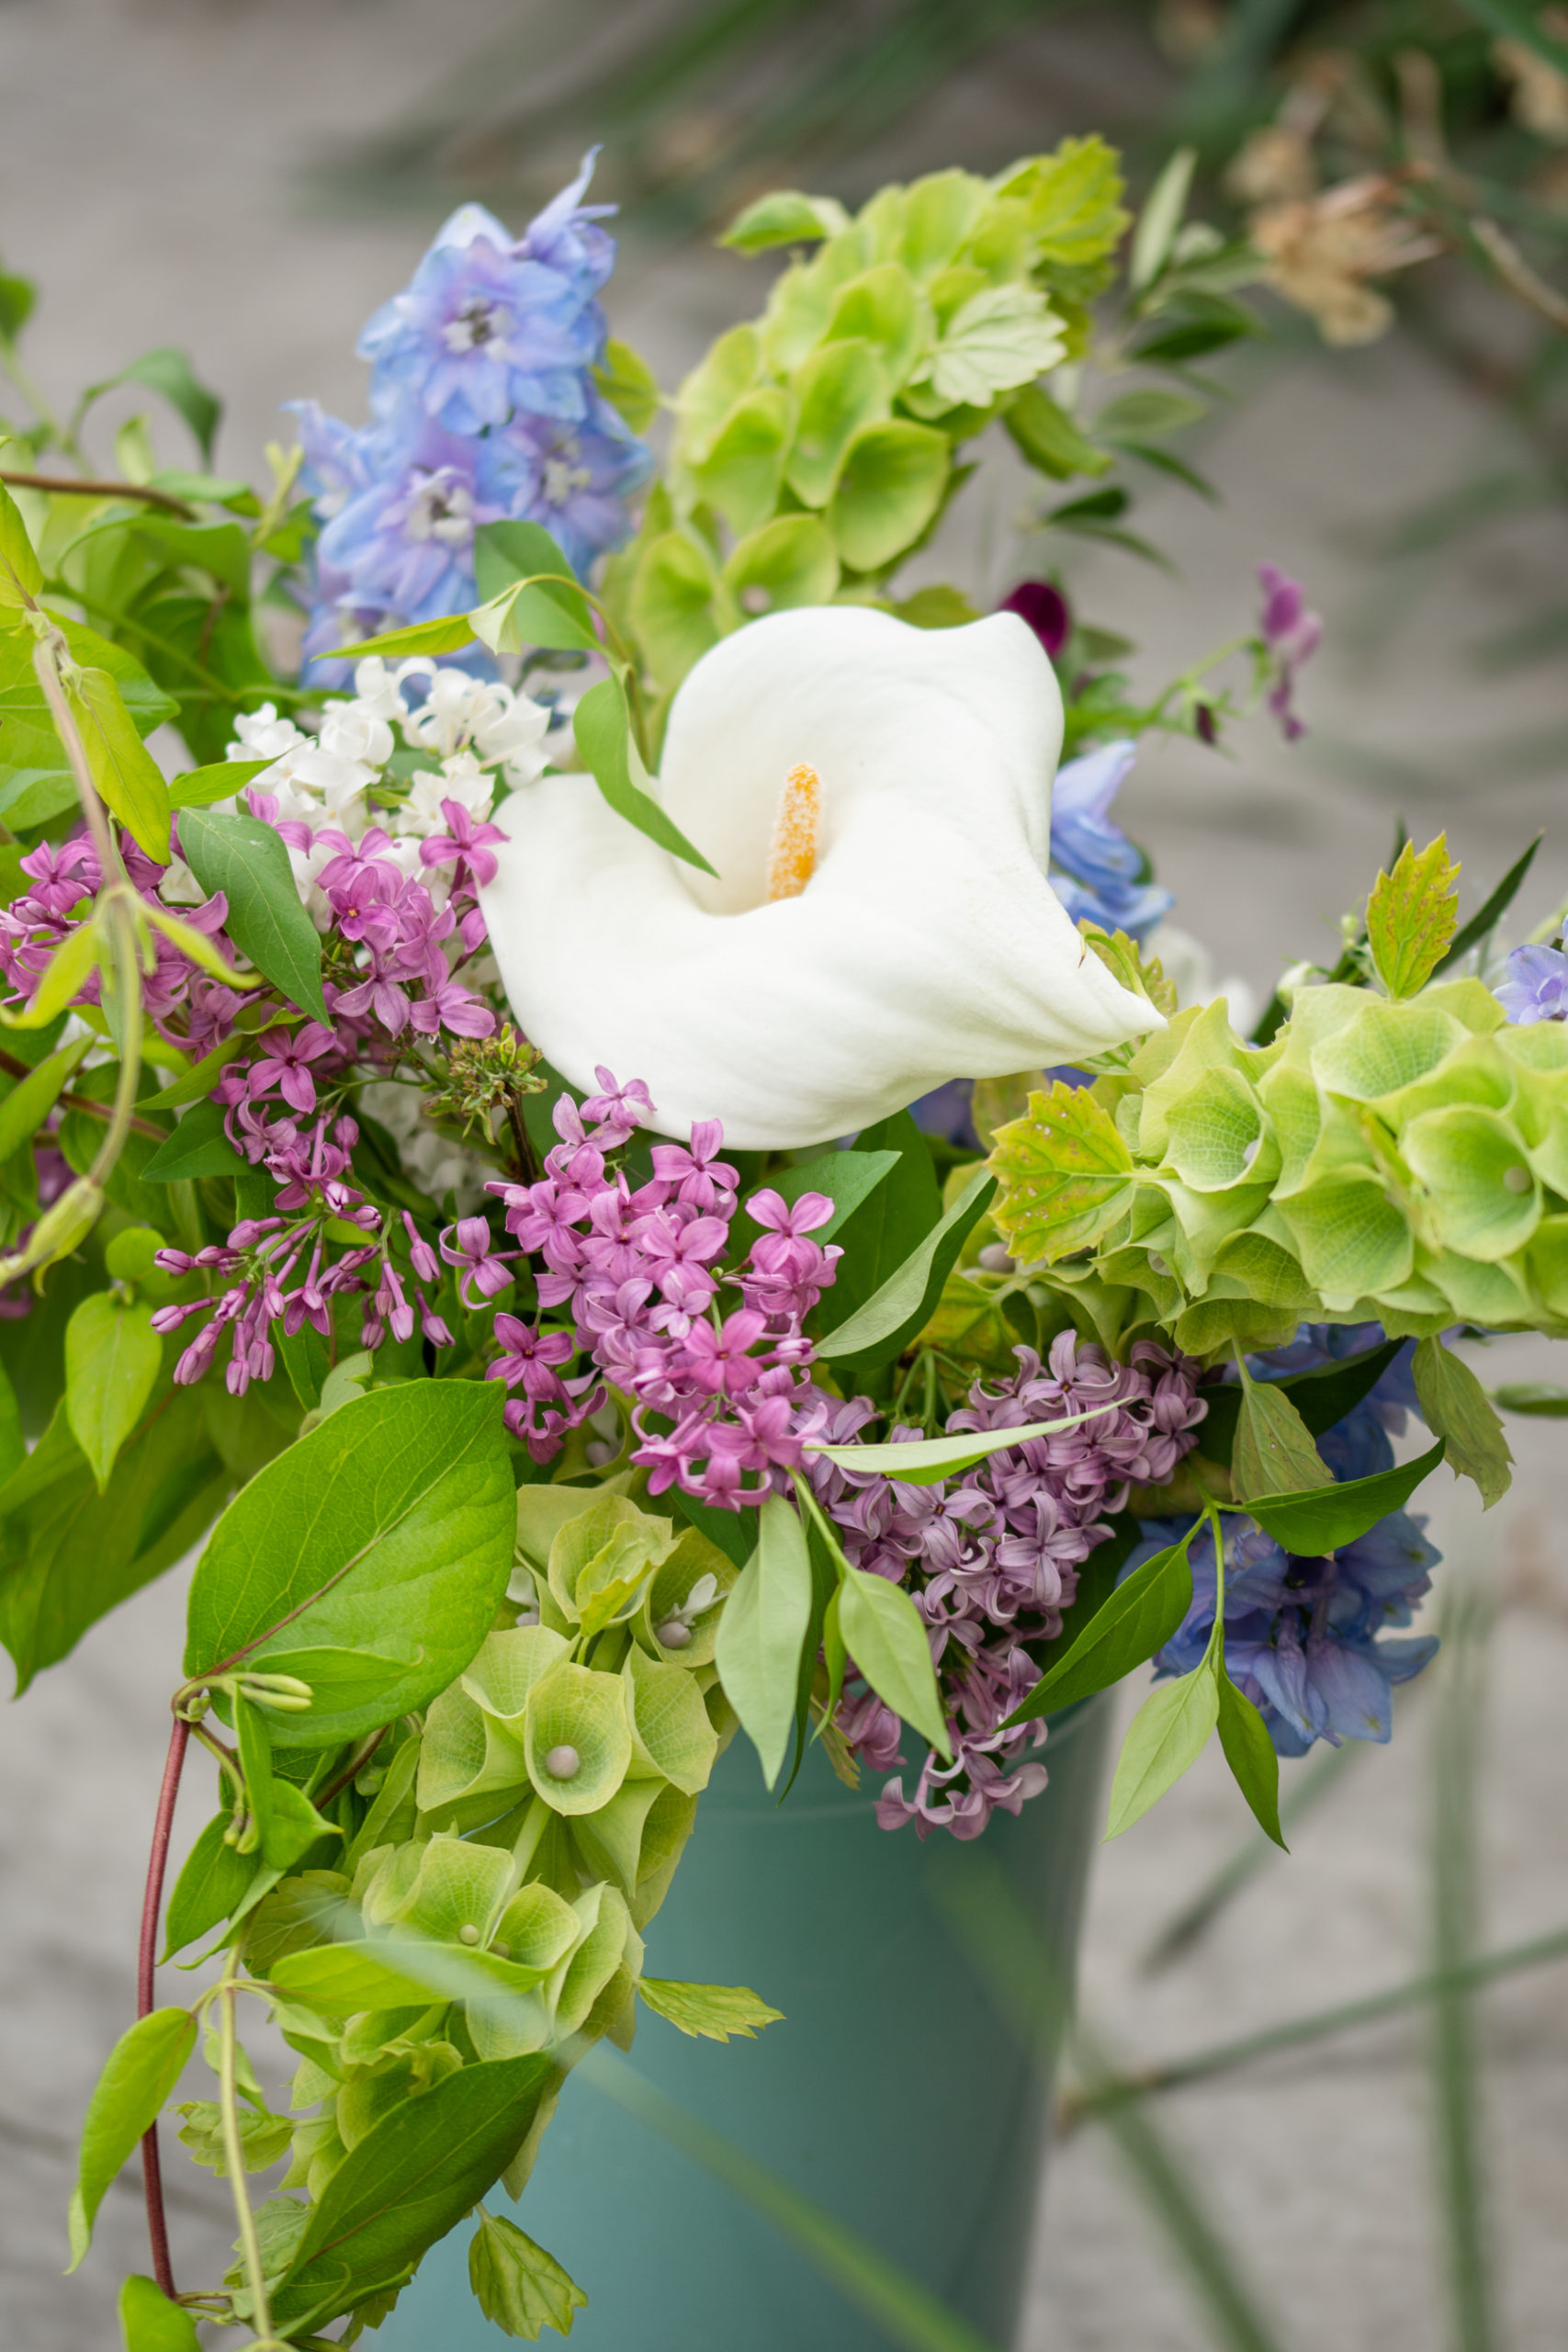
[139,1716,189,2301]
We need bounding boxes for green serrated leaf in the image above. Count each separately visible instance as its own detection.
[177,807,328,1021]
[988,1080,1135,1264]
[1105,1655,1219,1840]
[1412,1338,1512,1510]
[469,2207,590,2341]
[637,1976,784,2042]
[1366,834,1461,999]
[68,2007,197,2268]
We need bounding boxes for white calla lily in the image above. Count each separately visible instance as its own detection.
[479,606,1162,1148]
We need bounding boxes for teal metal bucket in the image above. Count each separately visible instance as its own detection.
[381,1699,1111,2351]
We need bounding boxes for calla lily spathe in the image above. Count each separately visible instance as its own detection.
[479,606,1163,1148]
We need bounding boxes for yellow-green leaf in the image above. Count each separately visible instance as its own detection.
[1366,834,1461,1000]
[63,666,173,860]
[988,1080,1135,1264]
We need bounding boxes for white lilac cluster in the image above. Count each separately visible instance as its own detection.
[211,658,556,924]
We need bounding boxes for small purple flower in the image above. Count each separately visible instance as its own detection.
[247,1022,336,1115]
[440,1215,515,1306]
[1258,560,1322,741]
[1495,943,1568,1024]
[418,798,509,891]
[999,579,1069,658]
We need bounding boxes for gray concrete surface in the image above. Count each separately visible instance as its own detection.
[1,4,1566,2346]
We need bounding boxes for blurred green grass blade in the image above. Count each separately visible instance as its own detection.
[930,1855,1294,2352]
[1138,1735,1366,1973]
[1076,1922,1568,2118]
[1428,1586,1497,2352]
[580,2047,1002,2352]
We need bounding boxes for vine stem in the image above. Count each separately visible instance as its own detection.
[138,1714,190,2300]
[218,1949,287,2349]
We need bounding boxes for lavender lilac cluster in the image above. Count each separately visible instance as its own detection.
[1147,1324,1441,1755]
[291,154,652,675]
[805,1336,1207,1839]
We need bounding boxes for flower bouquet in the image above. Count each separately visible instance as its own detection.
[0,133,1560,2352]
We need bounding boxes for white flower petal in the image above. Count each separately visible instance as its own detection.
[479,607,1162,1148]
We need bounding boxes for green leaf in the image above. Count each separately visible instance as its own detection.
[628,527,722,690]
[1105,1656,1219,1840]
[138,1035,245,1111]
[593,336,660,436]
[1231,1370,1334,1503]
[469,2208,589,2341]
[1004,134,1129,271]
[185,1382,514,1747]
[82,346,222,464]
[1433,835,1541,978]
[815,1167,997,1371]
[988,1080,1136,1264]
[167,756,271,808]
[838,1564,951,1758]
[65,1290,162,1491]
[570,677,716,876]
[174,2098,293,2175]
[784,339,890,510]
[722,514,840,619]
[471,523,602,654]
[0,1356,24,1489]
[0,261,36,342]
[68,2007,197,2268]
[163,1812,258,1959]
[1412,1338,1512,1510]
[1492,1382,1568,1416]
[1094,388,1206,441]
[2,920,100,1032]
[0,1035,90,1160]
[141,1095,244,1181]
[275,2055,552,2329]
[1245,1439,1447,1555]
[691,388,794,537]
[0,1386,226,1691]
[119,2274,202,2352]
[813,1109,940,1337]
[1215,1671,1285,1849]
[1366,834,1461,999]
[919,286,1065,409]
[339,613,477,660]
[806,1396,1124,1488]
[0,480,42,612]
[638,1977,784,2041]
[62,666,173,861]
[1002,382,1111,481]
[1131,311,1251,365]
[720,188,851,253]
[713,1489,813,1789]
[177,808,329,1022]
[1129,147,1197,293]
[737,1148,898,1251]
[269,1936,551,2011]
[1198,1340,1403,1467]
[1002,1526,1197,1726]
[827,420,948,574]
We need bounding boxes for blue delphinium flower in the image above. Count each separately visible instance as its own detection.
[1495,942,1568,1024]
[1136,1319,1442,1757]
[1047,740,1174,945]
[288,153,652,679]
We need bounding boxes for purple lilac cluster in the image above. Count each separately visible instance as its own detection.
[480,1072,840,1474]
[291,154,652,676]
[804,1336,1207,1840]
[1148,1323,1441,1755]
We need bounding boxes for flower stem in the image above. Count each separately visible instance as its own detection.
[138,1715,190,2300]
[0,467,195,515]
[217,1946,284,2349]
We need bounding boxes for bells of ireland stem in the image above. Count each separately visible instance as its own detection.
[478,606,1164,1148]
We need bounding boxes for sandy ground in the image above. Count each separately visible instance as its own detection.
[2,3,1566,2346]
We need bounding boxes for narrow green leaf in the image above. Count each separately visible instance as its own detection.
[1,921,99,1029]
[0,479,42,611]
[1003,1526,1197,1727]
[82,346,221,464]
[1412,1339,1512,1510]
[1215,1673,1285,1849]
[713,1490,813,1789]
[65,1291,162,1491]
[1130,146,1197,292]
[338,612,478,659]
[167,757,271,808]
[738,1148,899,1248]
[1231,1371,1334,1503]
[276,2054,552,2329]
[1491,1382,1568,1416]
[719,188,850,252]
[1003,382,1112,481]
[807,1397,1123,1488]
[638,1977,784,2042]
[1244,1439,1447,1554]
[1432,834,1541,976]
[469,2208,590,2342]
[68,2007,197,2268]
[815,1168,996,1368]
[838,1565,951,1758]
[163,1812,257,1959]
[0,1034,90,1159]
[185,1382,514,1748]
[812,1110,939,1337]
[137,1034,245,1110]
[63,666,173,861]
[1105,1657,1220,1840]
[571,678,716,877]
[141,1096,244,1181]
[119,2274,202,2352]
[177,808,328,1022]
[1366,834,1461,999]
